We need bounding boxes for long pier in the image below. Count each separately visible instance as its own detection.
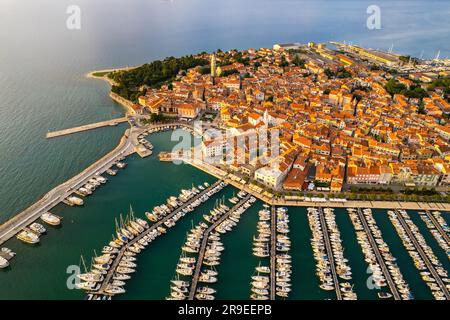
[424,211,450,245]
[356,208,401,300]
[394,210,450,299]
[318,207,342,300]
[95,180,223,296]
[188,195,251,300]
[46,117,129,138]
[270,206,276,300]
[0,129,137,246]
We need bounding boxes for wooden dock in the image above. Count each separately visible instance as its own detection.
[46,117,128,138]
[188,195,251,300]
[94,180,223,296]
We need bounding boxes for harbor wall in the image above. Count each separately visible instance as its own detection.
[0,130,134,246]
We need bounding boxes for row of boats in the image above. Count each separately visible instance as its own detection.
[105,157,127,176]
[16,212,62,244]
[250,205,271,300]
[168,193,255,300]
[274,207,292,299]
[418,211,449,260]
[137,131,154,152]
[347,208,412,300]
[388,210,449,300]
[146,183,217,223]
[307,207,357,300]
[77,175,107,197]
[79,181,226,297]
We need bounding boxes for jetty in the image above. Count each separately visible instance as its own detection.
[424,211,450,245]
[94,180,223,296]
[356,208,401,300]
[188,194,251,300]
[270,206,276,300]
[318,207,342,300]
[46,117,129,139]
[394,210,450,299]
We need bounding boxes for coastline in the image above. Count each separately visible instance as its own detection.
[177,155,450,211]
[86,66,139,115]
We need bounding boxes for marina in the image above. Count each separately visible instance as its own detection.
[186,194,254,300]
[390,210,450,300]
[1,129,449,300]
[348,208,405,300]
[420,211,450,258]
[269,206,276,300]
[79,180,227,298]
[250,205,271,300]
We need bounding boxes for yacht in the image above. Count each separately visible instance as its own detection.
[76,281,100,291]
[16,229,39,244]
[113,273,131,281]
[136,218,149,229]
[41,212,61,226]
[105,285,125,295]
[195,293,214,300]
[146,211,158,222]
[0,256,9,269]
[116,162,127,169]
[95,175,107,184]
[29,222,46,235]
[67,196,84,206]
[106,169,117,176]
[78,272,104,282]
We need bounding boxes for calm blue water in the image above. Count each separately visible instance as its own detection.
[0,0,449,299]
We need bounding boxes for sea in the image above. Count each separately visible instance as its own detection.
[0,0,449,299]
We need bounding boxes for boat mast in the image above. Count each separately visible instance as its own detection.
[80,255,88,273]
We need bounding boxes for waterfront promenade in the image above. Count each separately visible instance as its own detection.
[3,120,450,248]
[172,154,450,211]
